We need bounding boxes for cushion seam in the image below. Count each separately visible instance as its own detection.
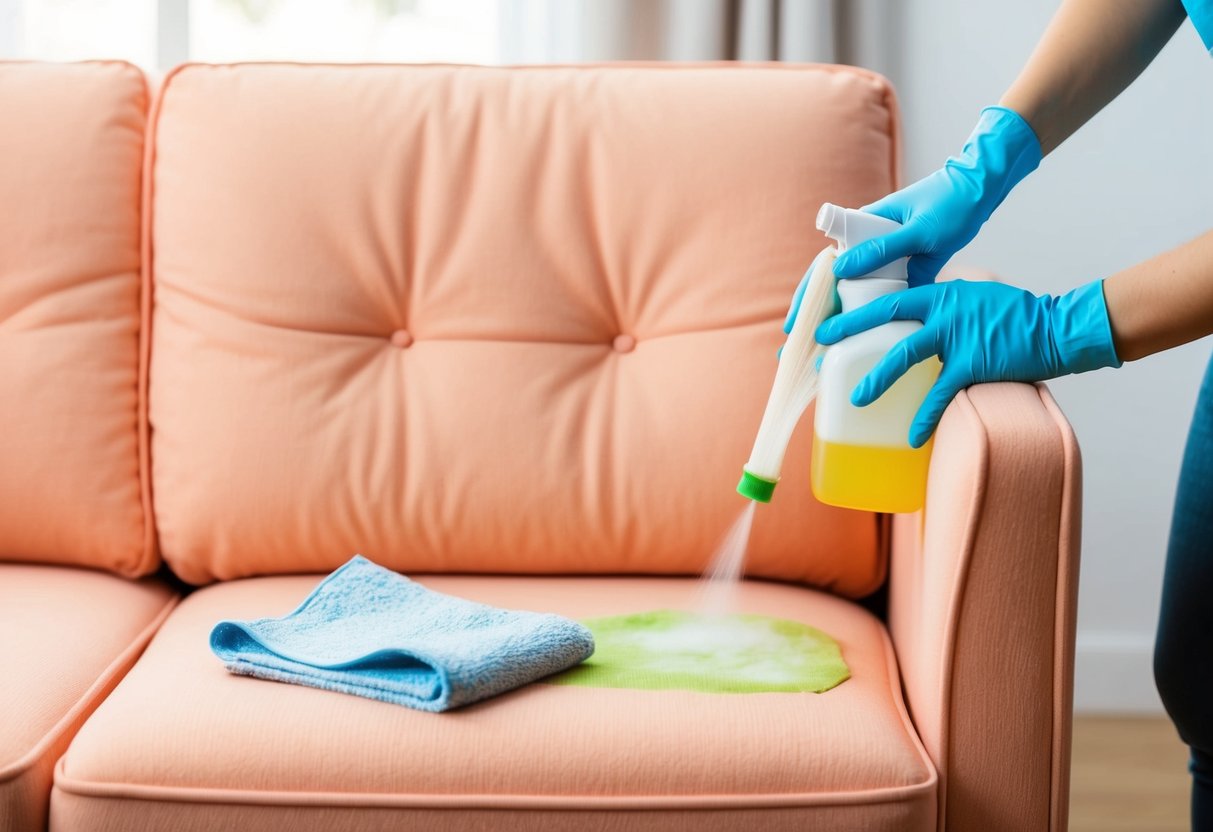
[933,387,992,832]
[1037,383,1080,832]
[167,59,893,81]
[52,765,936,811]
[133,316,789,347]
[142,62,193,571]
[134,60,157,577]
[878,617,940,797]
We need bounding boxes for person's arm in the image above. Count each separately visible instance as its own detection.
[811,0,1189,292]
[1001,0,1203,364]
[1001,0,1188,155]
[1105,230,1213,361]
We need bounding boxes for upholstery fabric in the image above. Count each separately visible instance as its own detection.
[53,575,935,831]
[0,62,153,575]
[0,564,176,832]
[147,62,900,591]
[887,382,1080,832]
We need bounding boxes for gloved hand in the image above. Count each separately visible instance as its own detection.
[832,106,1043,287]
[814,279,1122,448]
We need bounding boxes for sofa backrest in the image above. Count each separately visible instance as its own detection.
[0,61,155,577]
[147,63,900,593]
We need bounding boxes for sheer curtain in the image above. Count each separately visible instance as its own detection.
[499,0,900,76]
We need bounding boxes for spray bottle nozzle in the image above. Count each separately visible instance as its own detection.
[815,202,908,281]
[816,203,846,242]
[736,469,777,503]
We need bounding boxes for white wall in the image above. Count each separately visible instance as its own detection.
[883,0,1213,712]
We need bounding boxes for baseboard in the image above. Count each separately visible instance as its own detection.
[1073,632,1165,714]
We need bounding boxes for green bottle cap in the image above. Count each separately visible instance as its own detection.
[737,470,777,503]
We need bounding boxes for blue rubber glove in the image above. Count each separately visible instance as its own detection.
[832,106,1043,287]
[814,279,1122,448]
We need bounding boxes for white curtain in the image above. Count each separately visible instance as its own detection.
[499,0,899,76]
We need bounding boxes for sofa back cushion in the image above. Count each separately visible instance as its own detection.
[149,63,898,593]
[0,62,154,576]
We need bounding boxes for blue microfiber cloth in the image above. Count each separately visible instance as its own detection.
[209,555,595,712]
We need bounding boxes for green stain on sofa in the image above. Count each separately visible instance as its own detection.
[548,610,850,694]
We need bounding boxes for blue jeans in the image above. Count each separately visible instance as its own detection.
[1156,354,1213,831]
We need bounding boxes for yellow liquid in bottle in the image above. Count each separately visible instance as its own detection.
[811,434,933,514]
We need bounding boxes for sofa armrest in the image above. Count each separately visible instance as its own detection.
[888,381,1081,832]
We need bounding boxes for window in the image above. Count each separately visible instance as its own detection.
[190,0,498,64]
[1,0,499,68]
[3,0,158,67]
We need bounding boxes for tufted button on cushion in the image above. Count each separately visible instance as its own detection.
[389,329,413,349]
[611,334,636,354]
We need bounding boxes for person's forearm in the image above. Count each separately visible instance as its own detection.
[1000,0,1186,155]
[1103,230,1213,362]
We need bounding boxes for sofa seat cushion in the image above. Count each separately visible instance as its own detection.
[0,564,176,832]
[52,575,935,831]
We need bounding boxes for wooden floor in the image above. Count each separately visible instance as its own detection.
[1070,716,1191,831]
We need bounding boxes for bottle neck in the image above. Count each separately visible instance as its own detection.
[837,278,907,314]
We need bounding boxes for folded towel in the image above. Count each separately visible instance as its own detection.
[210,555,595,712]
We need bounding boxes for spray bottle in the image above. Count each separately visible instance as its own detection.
[736,203,939,513]
[812,204,939,513]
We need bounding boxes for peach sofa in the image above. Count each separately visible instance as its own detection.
[0,61,1080,832]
